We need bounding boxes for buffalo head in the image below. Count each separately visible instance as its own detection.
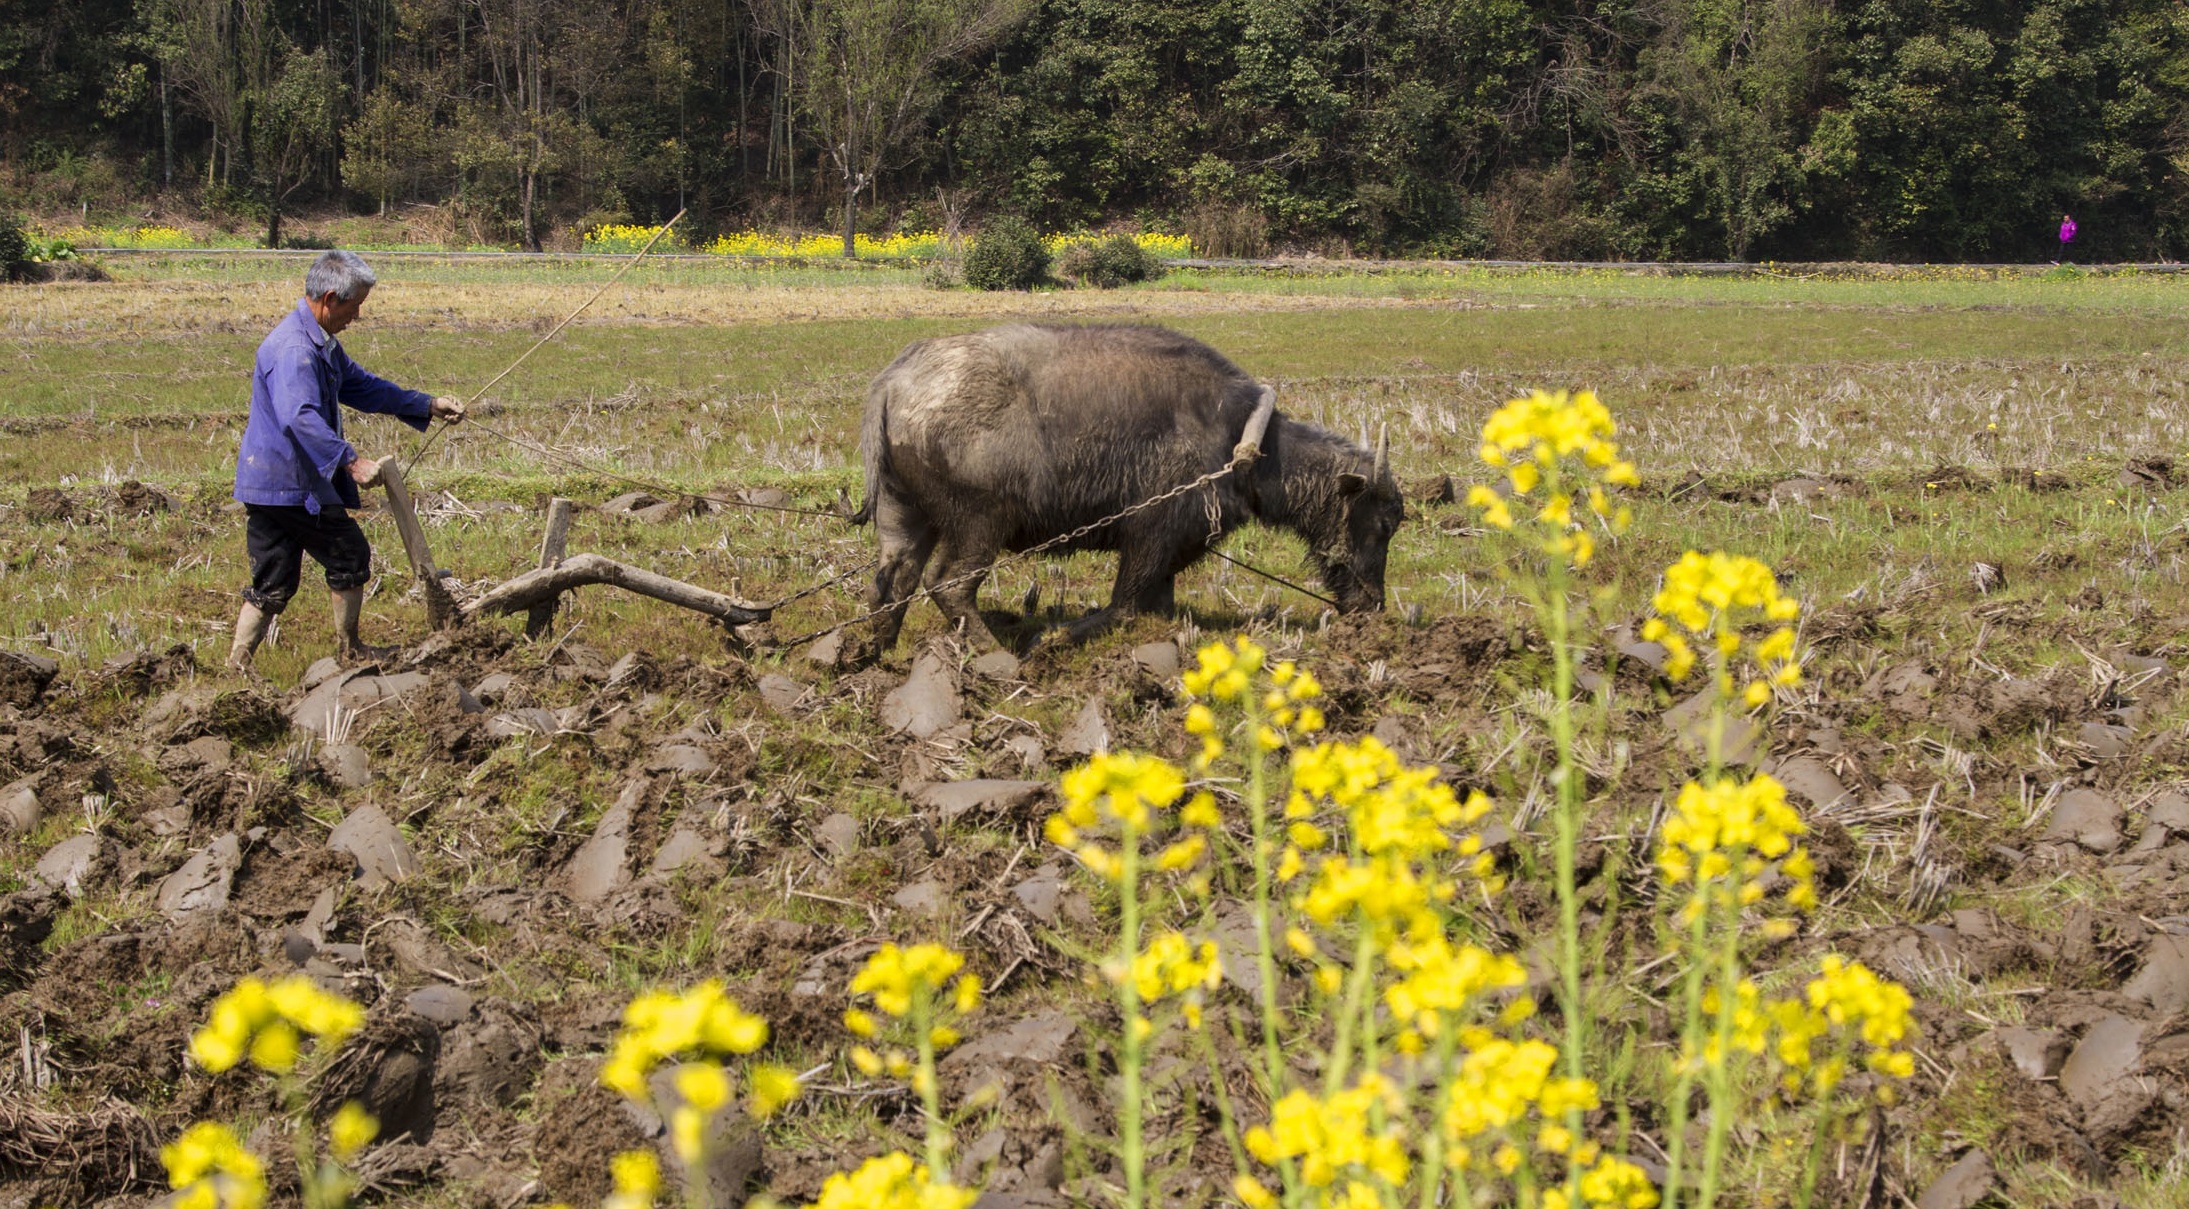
[1315,428,1404,612]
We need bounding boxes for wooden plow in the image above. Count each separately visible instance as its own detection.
[378,466,770,637]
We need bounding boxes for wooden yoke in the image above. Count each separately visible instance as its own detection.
[1235,386,1277,464]
[376,459,458,629]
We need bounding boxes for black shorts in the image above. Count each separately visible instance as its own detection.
[242,504,374,611]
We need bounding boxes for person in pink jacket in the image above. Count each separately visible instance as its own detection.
[2058,214,2077,262]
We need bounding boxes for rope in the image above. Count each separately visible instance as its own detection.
[432,413,849,519]
[405,210,689,473]
[1208,548,1340,609]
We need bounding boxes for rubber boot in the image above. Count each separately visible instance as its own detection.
[332,587,393,665]
[227,602,271,672]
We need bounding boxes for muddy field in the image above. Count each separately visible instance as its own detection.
[4,264,2189,1208]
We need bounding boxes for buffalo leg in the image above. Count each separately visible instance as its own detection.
[925,534,1005,650]
[862,493,936,657]
[1063,541,1176,642]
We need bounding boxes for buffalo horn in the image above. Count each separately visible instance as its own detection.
[1374,425,1390,483]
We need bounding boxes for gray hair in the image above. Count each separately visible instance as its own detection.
[304,250,377,302]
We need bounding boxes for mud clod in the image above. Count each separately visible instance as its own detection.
[881,651,962,738]
[1915,1149,1996,1209]
[0,650,59,708]
[1058,698,1110,756]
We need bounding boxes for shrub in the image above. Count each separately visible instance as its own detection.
[963,216,1048,290]
[0,220,27,280]
[1057,233,1164,288]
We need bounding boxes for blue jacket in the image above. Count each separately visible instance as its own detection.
[234,299,432,513]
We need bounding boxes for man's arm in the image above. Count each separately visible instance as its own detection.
[332,344,435,432]
[269,347,359,486]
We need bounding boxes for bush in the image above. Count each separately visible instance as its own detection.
[963,216,1048,290]
[1058,233,1164,288]
[24,231,78,261]
[0,220,27,280]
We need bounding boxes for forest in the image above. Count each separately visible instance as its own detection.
[2,0,2187,261]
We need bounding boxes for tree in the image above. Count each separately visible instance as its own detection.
[765,0,1027,257]
[247,47,340,247]
[1635,0,1834,260]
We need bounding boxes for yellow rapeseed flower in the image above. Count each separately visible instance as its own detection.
[606,1149,660,1209]
[1641,550,1803,696]
[328,1100,378,1162]
[1381,937,1527,1031]
[189,976,364,1075]
[1806,955,1918,1089]
[1541,1155,1663,1209]
[1441,1037,1598,1149]
[1243,1076,1409,1190]
[1469,390,1636,566]
[849,943,967,1018]
[162,1121,267,1209]
[804,1152,977,1209]
[599,981,769,1103]
[749,1063,803,1117]
[1655,773,1816,916]
[1126,931,1222,1024]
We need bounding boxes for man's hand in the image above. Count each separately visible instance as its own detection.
[347,456,385,487]
[430,395,467,424]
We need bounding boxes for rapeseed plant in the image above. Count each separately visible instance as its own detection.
[803,1151,975,1209]
[161,1121,267,1209]
[1046,749,1203,1208]
[1465,388,1639,1186]
[583,224,689,254]
[598,981,797,1209]
[841,944,983,1205]
[171,978,381,1209]
[1045,230,1195,259]
[189,975,365,1073]
[699,227,1186,261]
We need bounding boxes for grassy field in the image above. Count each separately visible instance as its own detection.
[3,259,2189,1208]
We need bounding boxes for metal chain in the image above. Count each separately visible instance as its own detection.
[439,402,1331,641]
[767,450,1261,649]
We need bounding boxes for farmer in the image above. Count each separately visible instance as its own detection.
[2058,213,2077,262]
[227,250,465,671]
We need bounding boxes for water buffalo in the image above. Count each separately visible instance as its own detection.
[849,323,1403,655]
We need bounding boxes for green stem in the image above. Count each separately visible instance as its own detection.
[1194,1023,1253,1177]
[1793,1102,1836,1209]
[917,988,948,1187]
[1696,880,1744,1209]
[1245,695,1287,1103]
[1544,521,1585,1199]
[1324,927,1379,1096]
[281,1074,324,1209]
[1660,896,1711,1209]
[1120,821,1145,1209]
[1417,1025,1460,1209]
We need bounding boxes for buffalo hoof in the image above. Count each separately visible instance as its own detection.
[1063,609,1122,644]
[840,636,889,670]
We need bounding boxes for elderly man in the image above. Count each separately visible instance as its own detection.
[228,250,464,671]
